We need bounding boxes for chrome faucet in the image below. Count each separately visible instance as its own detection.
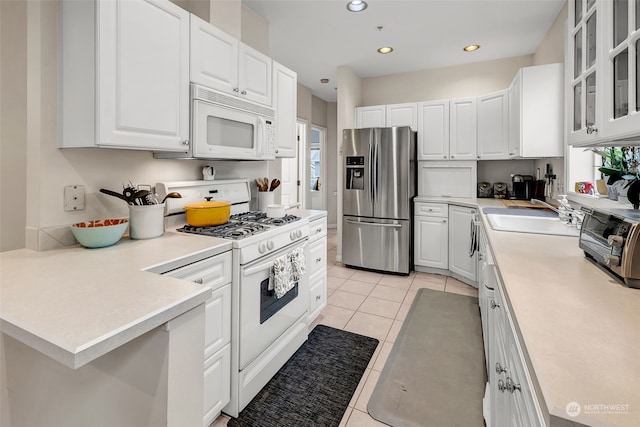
[530,198,561,214]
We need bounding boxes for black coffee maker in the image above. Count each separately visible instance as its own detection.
[511,174,536,200]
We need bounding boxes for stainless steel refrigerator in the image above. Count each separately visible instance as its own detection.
[342,126,416,275]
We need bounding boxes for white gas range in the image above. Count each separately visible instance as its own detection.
[156,180,310,418]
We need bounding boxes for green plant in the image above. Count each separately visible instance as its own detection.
[591,147,639,184]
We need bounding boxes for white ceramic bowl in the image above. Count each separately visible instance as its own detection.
[70,219,128,248]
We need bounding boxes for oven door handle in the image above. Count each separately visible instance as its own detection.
[242,240,307,275]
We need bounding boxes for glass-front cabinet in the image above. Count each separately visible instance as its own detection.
[600,0,640,139]
[568,0,601,145]
[568,0,640,146]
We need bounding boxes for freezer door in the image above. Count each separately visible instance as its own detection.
[373,127,415,220]
[342,216,411,274]
[343,128,374,217]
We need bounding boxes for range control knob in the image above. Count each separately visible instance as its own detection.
[266,240,275,250]
[290,231,296,240]
[258,242,267,254]
[608,235,625,247]
[604,254,621,266]
[296,229,303,238]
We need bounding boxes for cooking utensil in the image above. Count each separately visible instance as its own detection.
[270,179,280,192]
[263,177,269,191]
[184,200,231,226]
[100,188,128,202]
[132,189,151,205]
[161,192,182,203]
[266,204,290,218]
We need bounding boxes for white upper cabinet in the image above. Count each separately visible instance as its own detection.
[568,0,640,145]
[190,14,238,95]
[355,106,386,128]
[599,0,640,140]
[386,103,418,128]
[417,100,450,160]
[60,0,190,151]
[355,103,417,129]
[509,63,563,157]
[190,14,272,106]
[273,61,298,158]
[477,90,509,159]
[449,97,477,160]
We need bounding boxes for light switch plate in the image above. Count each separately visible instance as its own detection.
[64,185,85,211]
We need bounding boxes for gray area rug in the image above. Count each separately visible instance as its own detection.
[227,325,378,427]
[368,288,486,427]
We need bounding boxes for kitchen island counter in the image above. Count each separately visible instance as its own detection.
[0,231,231,369]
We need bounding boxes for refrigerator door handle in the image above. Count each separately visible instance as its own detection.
[373,141,378,204]
[369,142,374,202]
[346,219,402,229]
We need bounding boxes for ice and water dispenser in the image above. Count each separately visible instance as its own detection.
[345,156,365,190]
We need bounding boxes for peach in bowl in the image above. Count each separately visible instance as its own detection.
[70,219,128,248]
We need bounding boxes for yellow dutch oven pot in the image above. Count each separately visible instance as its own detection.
[183,200,231,227]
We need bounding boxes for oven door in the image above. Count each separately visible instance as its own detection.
[238,239,309,370]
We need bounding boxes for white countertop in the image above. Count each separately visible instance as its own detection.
[0,231,232,369]
[288,208,327,222]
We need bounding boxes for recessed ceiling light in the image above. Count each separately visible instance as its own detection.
[347,1,368,12]
[377,47,393,54]
[463,44,481,52]
[320,78,330,84]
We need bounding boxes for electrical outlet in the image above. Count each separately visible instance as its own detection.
[64,185,85,211]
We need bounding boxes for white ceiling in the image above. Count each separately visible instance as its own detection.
[242,0,566,102]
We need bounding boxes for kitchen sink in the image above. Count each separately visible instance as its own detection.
[486,213,581,237]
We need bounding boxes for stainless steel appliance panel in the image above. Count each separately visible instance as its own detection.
[342,216,411,274]
[343,128,374,218]
[373,127,415,220]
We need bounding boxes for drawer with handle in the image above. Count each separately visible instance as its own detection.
[415,202,448,217]
[307,237,327,277]
[309,218,327,242]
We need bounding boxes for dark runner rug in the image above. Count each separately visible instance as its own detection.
[368,288,486,427]
[227,325,379,427]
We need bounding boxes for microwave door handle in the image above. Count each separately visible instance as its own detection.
[256,116,265,155]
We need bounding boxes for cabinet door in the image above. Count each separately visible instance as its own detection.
[204,284,231,359]
[508,71,522,157]
[417,100,450,160]
[386,103,418,129]
[449,98,477,160]
[600,0,640,139]
[478,90,509,160]
[203,344,231,426]
[98,0,189,151]
[239,43,272,106]
[414,215,448,269]
[273,61,298,158]
[448,205,477,283]
[568,0,602,145]
[189,14,238,94]
[355,106,386,128]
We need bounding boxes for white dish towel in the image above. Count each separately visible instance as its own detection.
[269,247,306,299]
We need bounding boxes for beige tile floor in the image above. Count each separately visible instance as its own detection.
[211,228,478,427]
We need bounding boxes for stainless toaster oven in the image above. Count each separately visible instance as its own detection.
[579,207,640,288]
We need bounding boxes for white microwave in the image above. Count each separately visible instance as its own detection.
[155,84,276,160]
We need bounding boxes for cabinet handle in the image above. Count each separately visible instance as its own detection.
[233,87,239,92]
[241,90,247,95]
[316,257,322,263]
[316,227,322,233]
[498,379,506,393]
[490,300,500,309]
[181,139,189,146]
[506,377,521,393]
[193,278,204,284]
[495,362,507,375]
[451,155,455,159]
[586,125,598,135]
[444,155,447,159]
[442,219,447,223]
[478,253,484,261]
[315,295,322,301]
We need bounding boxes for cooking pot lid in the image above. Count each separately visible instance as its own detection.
[184,200,231,209]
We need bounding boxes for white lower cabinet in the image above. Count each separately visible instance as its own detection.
[487,274,545,427]
[307,217,327,323]
[414,203,449,269]
[448,205,477,284]
[160,251,232,426]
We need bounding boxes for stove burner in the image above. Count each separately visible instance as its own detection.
[231,211,301,226]
[177,221,268,239]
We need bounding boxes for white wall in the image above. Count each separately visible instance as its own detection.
[325,102,338,227]
[0,0,274,252]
